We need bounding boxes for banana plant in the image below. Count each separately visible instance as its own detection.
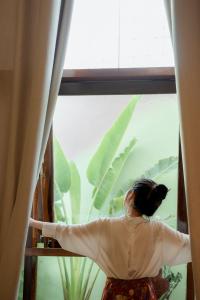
[53,97,139,300]
[54,138,104,300]
[109,156,178,216]
[87,96,139,215]
[53,96,181,300]
[87,96,139,187]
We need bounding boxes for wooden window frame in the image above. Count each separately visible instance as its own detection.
[24,67,194,300]
[60,67,175,95]
[27,66,177,256]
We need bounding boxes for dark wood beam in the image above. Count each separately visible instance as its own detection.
[23,131,54,299]
[23,229,38,300]
[177,138,188,234]
[25,248,83,257]
[59,67,176,95]
[177,137,194,300]
[41,128,54,223]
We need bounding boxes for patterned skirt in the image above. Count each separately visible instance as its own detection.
[101,275,169,300]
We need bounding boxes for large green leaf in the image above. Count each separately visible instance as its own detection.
[54,200,65,222]
[54,180,63,202]
[93,138,137,210]
[110,156,178,215]
[109,195,124,215]
[53,137,71,193]
[87,96,139,186]
[69,161,81,224]
[142,156,178,180]
[116,156,178,196]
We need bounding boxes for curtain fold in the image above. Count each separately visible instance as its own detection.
[0,0,73,299]
[164,1,200,298]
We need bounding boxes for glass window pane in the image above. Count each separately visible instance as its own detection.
[35,94,187,300]
[65,0,174,69]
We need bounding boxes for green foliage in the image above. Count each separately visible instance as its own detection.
[54,199,65,223]
[69,162,81,224]
[85,268,100,300]
[87,96,139,186]
[160,266,183,299]
[109,156,178,215]
[142,156,178,180]
[109,195,124,215]
[93,138,136,210]
[54,180,63,202]
[54,137,71,193]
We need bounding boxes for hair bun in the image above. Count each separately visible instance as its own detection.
[154,184,168,200]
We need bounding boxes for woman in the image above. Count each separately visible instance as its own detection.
[30,179,191,300]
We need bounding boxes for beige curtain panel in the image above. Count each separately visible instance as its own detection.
[0,0,73,299]
[165,0,200,298]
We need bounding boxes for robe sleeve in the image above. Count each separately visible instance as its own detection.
[161,223,191,266]
[42,219,102,260]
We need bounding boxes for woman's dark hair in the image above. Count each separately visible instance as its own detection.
[131,178,169,217]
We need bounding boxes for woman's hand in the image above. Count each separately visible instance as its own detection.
[29,218,43,230]
[29,217,35,227]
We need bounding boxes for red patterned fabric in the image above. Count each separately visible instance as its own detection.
[101,277,158,300]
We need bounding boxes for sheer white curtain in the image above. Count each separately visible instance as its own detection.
[0,0,73,299]
[165,1,200,298]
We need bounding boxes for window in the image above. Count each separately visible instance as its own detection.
[23,1,193,300]
[65,0,174,69]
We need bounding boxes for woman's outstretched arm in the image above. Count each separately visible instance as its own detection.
[161,222,191,265]
[29,217,104,259]
[29,217,44,231]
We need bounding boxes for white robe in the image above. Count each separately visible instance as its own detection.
[42,215,191,279]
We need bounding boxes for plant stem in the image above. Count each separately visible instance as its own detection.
[80,260,94,299]
[61,194,69,224]
[85,268,101,300]
[77,258,87,299]
[57,257,68,300]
